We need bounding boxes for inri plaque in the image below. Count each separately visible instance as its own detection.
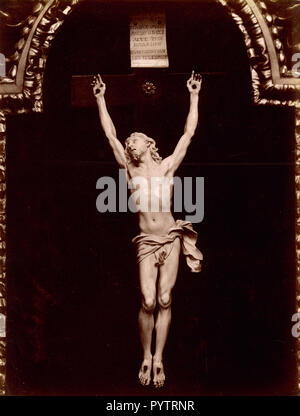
[130,12,169,68]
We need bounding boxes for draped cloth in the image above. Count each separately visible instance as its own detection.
[132,219,203,273]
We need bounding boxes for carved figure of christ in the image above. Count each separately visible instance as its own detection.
[91,71,203,388]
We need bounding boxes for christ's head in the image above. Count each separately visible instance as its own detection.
[124,132,162,165]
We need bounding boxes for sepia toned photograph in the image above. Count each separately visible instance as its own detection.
[0,0,299,397]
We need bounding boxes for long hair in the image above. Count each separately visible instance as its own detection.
[124,132,162,164]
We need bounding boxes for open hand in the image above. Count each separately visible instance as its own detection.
[187,71,202,95]
[92,74,106,98]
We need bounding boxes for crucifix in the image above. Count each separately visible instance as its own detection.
[70,11,203,389]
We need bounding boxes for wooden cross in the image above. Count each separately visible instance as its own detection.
[71,71,193,108]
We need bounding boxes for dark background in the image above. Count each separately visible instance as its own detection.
[5,0,297,395]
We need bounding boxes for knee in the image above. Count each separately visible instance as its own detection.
[142,297,156,313]
[158,292,172,309]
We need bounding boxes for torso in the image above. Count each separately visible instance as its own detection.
[126,159,176,235]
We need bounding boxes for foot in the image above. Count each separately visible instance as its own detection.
[138,356,152,386]
[153,358,165,388]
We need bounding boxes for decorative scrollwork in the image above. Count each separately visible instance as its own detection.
[23,0,80,112]
[263,0,300,76]
[0,0,299,396]
[0,110,6,396]
[219,0,300,106]
[0,1,48,85]
[295,107,300,394]
[0,0,299,108]
[219,0,273,103]
[254,1,287,76]
[0,0,80,112]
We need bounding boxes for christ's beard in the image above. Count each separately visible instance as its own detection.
[129,150,142,162]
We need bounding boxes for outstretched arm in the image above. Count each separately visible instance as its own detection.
[163,71,202,174]
[92,74,127,168]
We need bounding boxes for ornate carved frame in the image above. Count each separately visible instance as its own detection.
[0,0,299,395]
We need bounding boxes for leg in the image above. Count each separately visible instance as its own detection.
[138,253,158,386]
[153,238,181,388]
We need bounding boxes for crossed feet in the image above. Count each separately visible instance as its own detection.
[138,356,166,388]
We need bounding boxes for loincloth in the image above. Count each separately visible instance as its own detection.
[132,219,203,273]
